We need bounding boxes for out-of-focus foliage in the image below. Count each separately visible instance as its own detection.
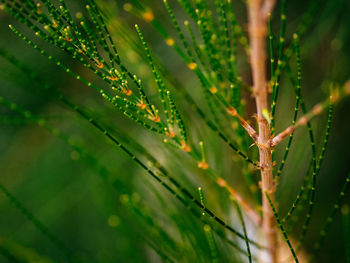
[0,0,349,262]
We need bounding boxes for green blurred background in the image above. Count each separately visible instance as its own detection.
[0,0,349,262]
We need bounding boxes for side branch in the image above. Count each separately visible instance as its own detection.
[271,82,350,147]
[227,106,258,141]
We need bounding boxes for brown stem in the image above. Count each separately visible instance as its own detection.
[247,0,278,262]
